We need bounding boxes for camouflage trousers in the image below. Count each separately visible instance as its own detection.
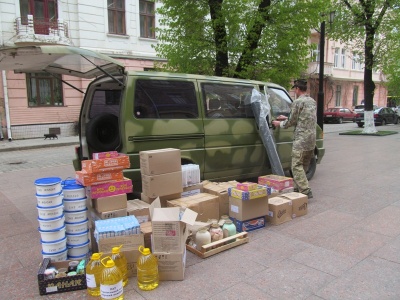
[291,149,313,194]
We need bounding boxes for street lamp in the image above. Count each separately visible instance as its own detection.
[317,11,335,131]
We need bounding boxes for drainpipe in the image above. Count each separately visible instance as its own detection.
[2,70,12,141]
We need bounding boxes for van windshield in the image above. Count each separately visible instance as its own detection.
[267,87,292,117]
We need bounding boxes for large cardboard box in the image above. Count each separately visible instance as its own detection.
[141,192,181,207]
[258,175,294,191]
[154,248,186,281]
[203,181,237,217]
[141,171,183,198]
[228,186,268,200]
[151,198,197,253]
[267,197,292,225]
[167,193,219,222]
[92,194,127,213]
[90,207,127,221]
[278,192,308,218]
[229,195,268,221]
[81,154,130,173]
[140,221,152,249]
[140,148,181,175]
[181,183,204,197]
[86,177,133,199]
[127,199,151,223]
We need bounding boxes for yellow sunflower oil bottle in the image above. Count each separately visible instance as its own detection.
[137,245,159,291]
[85,252,103,296]
[111,245,128,287]
[100,257,124,300]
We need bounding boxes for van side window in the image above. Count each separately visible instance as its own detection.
[266,87,292,118]
[201,83,254,118]
[134,79,198,119]
[89,90,121,118]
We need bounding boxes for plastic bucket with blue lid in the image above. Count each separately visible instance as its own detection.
[64,208,88,223]
[66,230,89,246]
[38,225,66,242]
[37,203,64,220]
[36,192,63,207]
[67,240,90,257]
[63,197,87,212]
[41,237,67,253]
[67,252,89,260]
[34,177,62,196]
[62,180,85,200]
[65,218,89,234]
[38,214,65,231]
[42,248,68,262]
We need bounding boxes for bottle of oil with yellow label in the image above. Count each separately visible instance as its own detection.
[85,252,103,296]
[111,245,128,287]
[137,245,159,291]
[100,256,124,300]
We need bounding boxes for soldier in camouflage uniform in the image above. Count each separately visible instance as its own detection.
[272,79,316,198]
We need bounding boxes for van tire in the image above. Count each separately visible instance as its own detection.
[306,155,317,180]
[86,113,120,152]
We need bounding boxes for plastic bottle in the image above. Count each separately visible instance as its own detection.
[100,256,124,300]
[137,245,159,291]
[111,245,128,287]
[85,252,103,296]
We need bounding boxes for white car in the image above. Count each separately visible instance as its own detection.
[353,104,378,113]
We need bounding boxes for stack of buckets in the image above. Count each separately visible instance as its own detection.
[35,177,90,262]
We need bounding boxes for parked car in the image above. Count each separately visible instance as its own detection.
[353,104,378,113]
[355,107,399,127]
[323,107,356,124]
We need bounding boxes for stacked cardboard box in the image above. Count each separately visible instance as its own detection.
[267,192,308,225]
[202,180,237,218]
[228,181,269,232]
[258,174,294,194]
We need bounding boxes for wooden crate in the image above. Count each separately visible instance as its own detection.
[186,232,249,258]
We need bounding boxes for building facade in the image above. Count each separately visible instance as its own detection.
[0,2,388,140]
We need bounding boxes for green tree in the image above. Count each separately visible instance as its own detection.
[154,0,329,88]
[330,0,396,133]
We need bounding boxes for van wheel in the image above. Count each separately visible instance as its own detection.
[86,113,121,152]
[288,154,317,181]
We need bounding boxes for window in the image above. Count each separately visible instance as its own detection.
[311,44,320,62]
[140,0,155,38]
[108,0,126,35]
[335,85,342,106]
[20,0,58,34]
[134,80,198,119]
[89,90,121,119]
[352,85,358,106]
[26,72,63,107]
[352,52,363,70]
[341,49,346,68]
[334,48,339,67]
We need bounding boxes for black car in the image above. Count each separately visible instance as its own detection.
[355,107,399,127]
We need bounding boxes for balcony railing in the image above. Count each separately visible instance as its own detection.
[14,15,71,45]
[307,61,334,77]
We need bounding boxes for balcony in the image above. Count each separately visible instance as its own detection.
[307,61,333,78]
[13,15,72,46]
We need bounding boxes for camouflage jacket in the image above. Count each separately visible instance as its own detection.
[281,94,316,151]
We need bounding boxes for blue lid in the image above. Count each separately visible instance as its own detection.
[42,248,68,255]
[66,229,89,236]
[67,240,90,248]
[36,191,63,198]
[64,207,88,213]
[63,197,87,201]
[62,183,84,190]
[37,214,64,222]
[38,224,66,233]
[34,177,62,186]
[40,236,67,244]
[65,218,89,225]
[37,203,64,209]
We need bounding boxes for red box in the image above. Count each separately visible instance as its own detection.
[258,175,293,191]
[76,170,124,186]
[236,182,258,192]
[92,151,119,160]
[81,154,130,173]
[86,177,133,198]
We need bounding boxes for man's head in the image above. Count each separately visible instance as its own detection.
[292,79,307,92]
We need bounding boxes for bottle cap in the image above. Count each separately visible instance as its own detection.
[111,245,123,254]
[139,245,151,255]
[91,252,103,260]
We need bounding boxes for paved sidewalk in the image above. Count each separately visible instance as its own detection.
[0,135,79,152]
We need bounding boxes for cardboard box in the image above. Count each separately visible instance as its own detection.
[86,177,133,199]
[141,192,181,208]
[92,151,119,160]
[37,258,86,295]
[229,195,269,221]
[228,186,268,200]
[141,171,183,198]
[230,216,266,232]
[140,148,181,175]
[151,198,197,253]
[258,175,294,191]
[140,221,152,249]
[154,248,186,281]
[181,183,204,197]
[127,200,151,223]
[81,154,130,173]
[167,193,219,222]
[203,181,236,217]
[267,197,292,225]
[92,194,127,213]
[90,208,127,221]
[278,192,308,218]
[76,170,124,186]
[236,182,258,192]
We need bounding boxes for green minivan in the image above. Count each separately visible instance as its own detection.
[0,46,324,192]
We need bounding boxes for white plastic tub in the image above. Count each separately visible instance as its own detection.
[36,192,63,207]
[64,208,88,223]
[63,198,87,212]
[41,237,67,253]
[38,225,66,242]
[62,182,85,200]
[37,204,64,220]
[65,218,89,234]
[67,253,88,260]
[42,248,68,262]
[66,230,89,246]
[67,240,90,257]
[38,215,65,231]
[34,177,62,196]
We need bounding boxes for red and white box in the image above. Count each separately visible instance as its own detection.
[236,181,258,192]
[92,151,119,160]
[258,175,293,191]
[81,154,130,173]
[76,170,124,186]
[86,177,133,198]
